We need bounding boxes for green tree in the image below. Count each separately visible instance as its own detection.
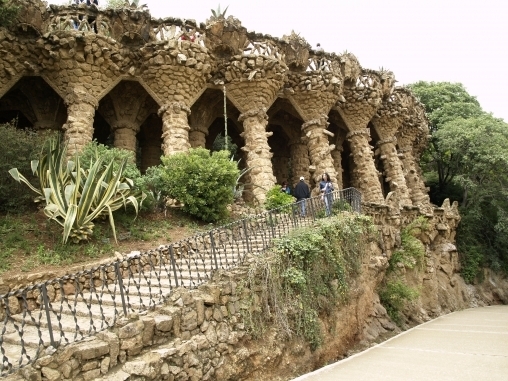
[409,81,508,280]
[0,0,19,27]
[435,114,508,279]
[408,82,483,201]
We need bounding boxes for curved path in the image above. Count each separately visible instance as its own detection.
[293,305,508,381]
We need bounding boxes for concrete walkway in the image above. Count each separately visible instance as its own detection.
[292,305,508,381]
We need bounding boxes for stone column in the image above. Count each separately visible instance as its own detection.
[398,139,430,207]
[331,147,344,190]
[189,125,208,148]
[239,108,276,204]
[158,102,191,155]
[112,121,140,159]
[301,115,338,194]
[346,129,384,204]
[63,88,98,157]
[376,137,410,204]
[289,139,311,188]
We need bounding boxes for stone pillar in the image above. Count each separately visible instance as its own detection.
[302,115,338,194]
[376,137,410,204]
[239,108,276,204]
[398,141,430,207]
[63,88,98,157]
[140,141,162,173]
[112,121,140,158]
[289,139,311,188]
[331,147,344,190]
[158,102,191,155]
[189,125,208,148]
[346,129,384,204]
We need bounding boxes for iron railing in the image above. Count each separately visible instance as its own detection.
[0,188,361,376]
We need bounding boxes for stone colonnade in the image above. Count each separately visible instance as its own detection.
[0,1,431,209]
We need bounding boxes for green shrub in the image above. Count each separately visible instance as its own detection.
[0,0,20,27]
[0,122,55,212]
[264,186,294,211]
[379,280,419,324]
[153,148,239,222]
[78,141,142,184]
[379,216,427,325]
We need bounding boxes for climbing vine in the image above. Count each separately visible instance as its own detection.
[240,212,374,349]
[379,216,428,324]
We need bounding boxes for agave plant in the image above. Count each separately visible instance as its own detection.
[9,139,145,244]
[210,4,229,20]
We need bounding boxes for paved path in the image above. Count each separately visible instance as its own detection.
[292,305,508,381]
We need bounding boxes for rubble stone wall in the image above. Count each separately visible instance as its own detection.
[6,198,501,381]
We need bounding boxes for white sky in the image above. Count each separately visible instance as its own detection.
[53,0,508,122]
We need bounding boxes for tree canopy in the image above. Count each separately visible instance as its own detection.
[0,0,19,27]
[409,81,508,281]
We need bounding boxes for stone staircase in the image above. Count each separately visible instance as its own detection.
[0,209,315,377]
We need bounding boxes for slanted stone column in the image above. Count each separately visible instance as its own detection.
[239,108,276,204]
[112,121,140,158]
[63,88,98,157]
[375,137,410,203]
[158,102,191,155]
[331,146,344,189]
[372,89,413,205]
[301,115,337,193]
[337,69,394,204]
[289,139,311,187]
[345,128,384,204]
[398,136,430,207]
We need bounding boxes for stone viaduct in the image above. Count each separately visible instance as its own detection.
[0,0,430,207]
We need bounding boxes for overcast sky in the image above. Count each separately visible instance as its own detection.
[55,0,508,122]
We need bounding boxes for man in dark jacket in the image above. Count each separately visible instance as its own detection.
[293,176,310,216]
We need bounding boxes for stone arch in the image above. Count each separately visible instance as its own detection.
[189,87,244,156]
[267,99,306,189]
[0,76,67,131]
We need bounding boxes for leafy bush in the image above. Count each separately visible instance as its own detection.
[9,139,145,243]
[152,148,239,222]
[264,186,294,211]
[78,141,142,184]
[379,280,419,324]
[379,216,427,324]
[0,122,55,212]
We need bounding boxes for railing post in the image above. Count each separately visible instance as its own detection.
[169,245,179,287]
[209,231,219,270]
[41,284,56,348]
[309,197,316,221]
[268,211,276,238]
[242,219,251,253]
[114,262,128,316]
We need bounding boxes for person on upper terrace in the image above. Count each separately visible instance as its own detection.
[280,181,291,195]
[75,0,99,5]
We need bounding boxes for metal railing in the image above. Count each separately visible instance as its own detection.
[0,188,361,376]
